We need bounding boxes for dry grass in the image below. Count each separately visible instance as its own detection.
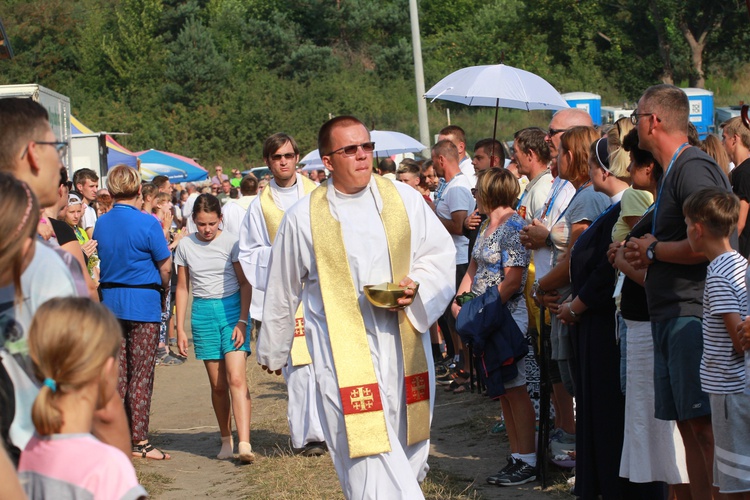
[135,470,174,497]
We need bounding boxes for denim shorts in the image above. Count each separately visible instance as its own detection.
[652,316,710,421]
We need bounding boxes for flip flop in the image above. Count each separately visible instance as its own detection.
[133,442,171,460]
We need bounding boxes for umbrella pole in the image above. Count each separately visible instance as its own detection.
[492,98,499,144]
[536,304,552,488]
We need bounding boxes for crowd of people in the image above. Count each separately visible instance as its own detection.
[1,83,750,500]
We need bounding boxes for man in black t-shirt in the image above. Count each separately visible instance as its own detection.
[625,84,733,500]
[722,116,750,256]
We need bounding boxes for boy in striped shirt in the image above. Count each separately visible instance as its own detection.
[684,187,750,497]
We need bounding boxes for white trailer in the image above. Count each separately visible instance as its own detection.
[0,84,71,173]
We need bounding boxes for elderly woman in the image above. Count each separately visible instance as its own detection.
[452,168,537,486]
[93,164,172,460]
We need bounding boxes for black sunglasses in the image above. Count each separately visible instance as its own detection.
[325,142,376,157]
[270,152,297,161]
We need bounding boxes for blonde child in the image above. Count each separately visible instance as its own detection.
[18,298,147,499]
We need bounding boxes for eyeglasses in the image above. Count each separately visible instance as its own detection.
[630,110,661,126]
[21,140,68,159]
[547,127,569,138]
[270,152,297,161]
[324,142,376,157]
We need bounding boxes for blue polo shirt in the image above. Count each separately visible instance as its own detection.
[93,204,171,322]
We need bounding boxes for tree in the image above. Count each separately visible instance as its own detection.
[644,0,735,88]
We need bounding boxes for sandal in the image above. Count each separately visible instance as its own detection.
[133,442,171,460]
[156,348,184,366]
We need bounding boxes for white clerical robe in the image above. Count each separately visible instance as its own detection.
[224,195,263,320]
[238,175,324,448]
[258,178,455,499]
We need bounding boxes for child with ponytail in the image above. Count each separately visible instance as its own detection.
[18,298,147,499]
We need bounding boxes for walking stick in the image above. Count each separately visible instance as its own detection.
[536,305,552,488]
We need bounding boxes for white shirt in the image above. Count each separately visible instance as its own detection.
[434,173,474,265]
[182,192,200,234]
[459,157,476,187]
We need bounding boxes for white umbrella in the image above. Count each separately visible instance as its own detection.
[299,130,427,166]
[424,64,569,141]
[300,149,325,167]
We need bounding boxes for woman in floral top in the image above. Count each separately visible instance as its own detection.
[452,168,538,486]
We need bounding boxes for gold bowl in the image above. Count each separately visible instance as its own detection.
[363,282,419,309]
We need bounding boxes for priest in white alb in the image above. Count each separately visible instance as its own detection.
[258,116,455,499]
[238,133,326,456]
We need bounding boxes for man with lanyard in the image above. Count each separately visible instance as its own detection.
[519,109,591,464]
[258,116,455,498]
[625,84,733,500]
[238,133,326,457]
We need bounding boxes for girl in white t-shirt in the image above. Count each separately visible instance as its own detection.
[174,194,253,463]
[19,298,146,500]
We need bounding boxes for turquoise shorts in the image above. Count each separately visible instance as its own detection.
[191,292,251,360]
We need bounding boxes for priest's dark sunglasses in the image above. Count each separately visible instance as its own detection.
[270,152,297,161]
[324,142,376,157]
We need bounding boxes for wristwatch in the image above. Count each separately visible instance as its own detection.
[646,240,659,262]
[545,234,553,247]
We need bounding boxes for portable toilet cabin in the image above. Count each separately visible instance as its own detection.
[715,106,742,127]
[562,92,602,126]
[601,106,634,125]
[682,88,714,139]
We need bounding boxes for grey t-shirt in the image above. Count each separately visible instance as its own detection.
[174,231,241,299]
[646,146,734,321]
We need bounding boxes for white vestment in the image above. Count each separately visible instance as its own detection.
[223,195,262,320]
[238,174,323,448]
[182,192,200,234]
[258,178,455,499]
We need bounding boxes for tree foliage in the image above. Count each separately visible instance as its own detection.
[0,0,747,168]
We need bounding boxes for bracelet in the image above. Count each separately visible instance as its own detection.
[237,319,248,325]
[567,303,578,319]
[532,280,546,297]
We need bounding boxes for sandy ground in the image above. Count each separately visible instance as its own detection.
[135,342,572,499]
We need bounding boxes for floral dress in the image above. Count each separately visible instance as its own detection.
[470,213,530,321]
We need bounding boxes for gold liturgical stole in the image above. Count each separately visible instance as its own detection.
[261,175,317,366]
[310,175,430,458]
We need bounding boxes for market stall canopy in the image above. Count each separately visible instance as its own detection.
[71,116,138,169]
[135,149,208,183]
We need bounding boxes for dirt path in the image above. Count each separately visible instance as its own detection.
[135,343,572,499]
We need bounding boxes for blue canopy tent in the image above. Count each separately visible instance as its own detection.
[136,149,208,183]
